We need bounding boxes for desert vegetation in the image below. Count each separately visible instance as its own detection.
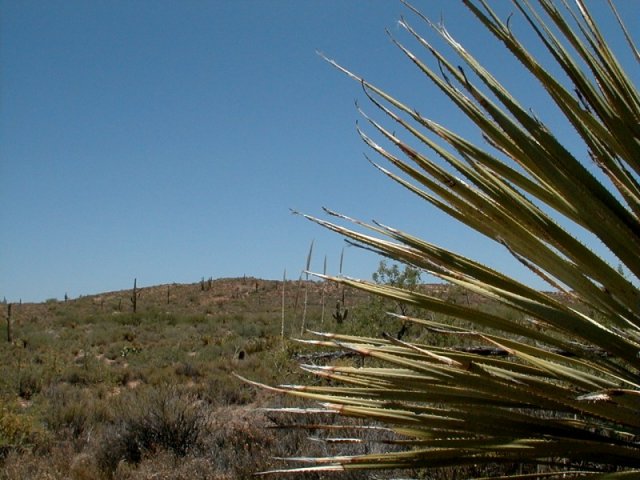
[0,281,260,478]
[1,276,483,479]
[0,279,299,479]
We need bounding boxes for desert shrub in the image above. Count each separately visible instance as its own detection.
[174,362,202,379]
[1,446,70,480]
[179,314,207,325]
[242,337,270,355]
[60,364,105,386]
[18,371,41,400]
[204,407,276,478]
[42,384,111,439]
[122,330,136,342]
[138,364,178,387]
[113,313,141,327]
[117,368,147,387]
[0,406,48,459]
[0,439,105,480]
[203,377,254,406]
[111,449,218,480]
[95,385,206,477]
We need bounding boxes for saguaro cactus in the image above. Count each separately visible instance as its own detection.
[332,299,348,324]
[130,278,141,313]
[6,303,12,343]
[281,269,286,346]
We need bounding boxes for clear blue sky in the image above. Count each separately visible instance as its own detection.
[1,1,637,302]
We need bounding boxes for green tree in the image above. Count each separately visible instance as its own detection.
[372,260,421,297]
[252,1,640,477]
[370,260,422,338]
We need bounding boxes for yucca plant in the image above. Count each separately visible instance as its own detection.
[246,1,640,477]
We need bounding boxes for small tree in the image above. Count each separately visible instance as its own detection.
[372,260,421,314]
[368,260,422,338]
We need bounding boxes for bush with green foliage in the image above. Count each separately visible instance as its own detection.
[366,260,424,339]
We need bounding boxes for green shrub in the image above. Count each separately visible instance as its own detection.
[59,364,106,386]
[0,406,48,457]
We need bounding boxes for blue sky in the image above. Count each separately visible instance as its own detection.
[1,1,637,302]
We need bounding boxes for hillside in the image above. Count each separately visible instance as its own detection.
[0,277,428,479]
[0,277,503,479]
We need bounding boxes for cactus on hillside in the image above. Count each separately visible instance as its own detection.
[130,278,141,314]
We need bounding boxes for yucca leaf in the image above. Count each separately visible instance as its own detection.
[254,0,640,476]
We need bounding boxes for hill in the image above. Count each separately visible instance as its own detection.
[0,276,495,479]
[0,277,413,479]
